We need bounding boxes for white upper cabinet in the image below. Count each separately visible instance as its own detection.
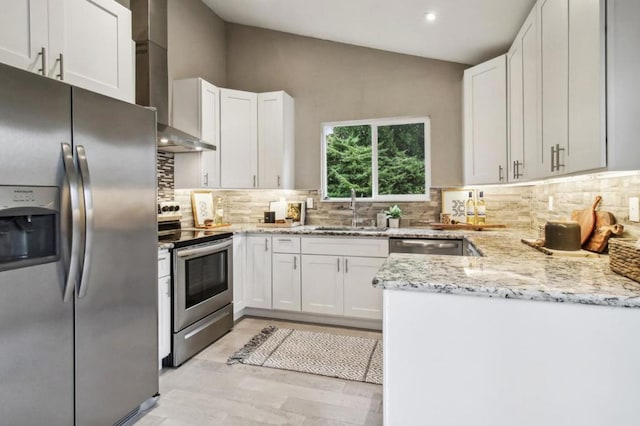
[220,88,259,189]
[539,0,569,176]
[49,0,133,102]
[463,55,508,185]
[539,0,605,176]
[567,0,606,173]
[507,7,538,182]
[258,91,295,189]
[0,0,49,75]
[0,0,133,102]
[173,78,221,188]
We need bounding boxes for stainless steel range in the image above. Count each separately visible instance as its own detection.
[158,214,234,366]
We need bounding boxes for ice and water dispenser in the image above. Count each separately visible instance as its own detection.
[0,186,59,271]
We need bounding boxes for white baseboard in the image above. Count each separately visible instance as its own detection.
[237,307,382,331]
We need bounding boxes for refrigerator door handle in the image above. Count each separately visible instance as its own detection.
[76,145,93,298]
[61,143,81,302]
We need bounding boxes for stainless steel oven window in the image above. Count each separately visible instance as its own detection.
[174,238,233,332]
[184,249,228,308]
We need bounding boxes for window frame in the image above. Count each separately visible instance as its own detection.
[320,116,431,202]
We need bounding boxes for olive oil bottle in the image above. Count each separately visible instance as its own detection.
[476,191,486,225]
[465,191,476,225]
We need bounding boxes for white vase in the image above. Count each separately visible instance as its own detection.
[388,218,400,228]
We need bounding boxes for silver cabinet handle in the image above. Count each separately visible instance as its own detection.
[498,165,504,182]
[61,143,81,303]
[513,160,523,179]
[277,175,281,188]
[337,258,340,272]
[56,53,64,80]
[158,256,168,262]
[293,255,297,270]
[253,175,256,188]
[551,145,556,172]
[76,145,93,299]
[204,172,209,186]
[277,238,292,242]
[265,238,269,252]
[345,258,348,273]
[556,144,565,169]
[37,47,46,76]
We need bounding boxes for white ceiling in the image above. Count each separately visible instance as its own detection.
[202,0,536,65]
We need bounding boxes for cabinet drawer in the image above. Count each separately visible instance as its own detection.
[158,249,171,278]
[302,237,388,257]
[272,236,301,253]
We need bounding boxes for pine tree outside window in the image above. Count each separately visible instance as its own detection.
[321,117,431,201]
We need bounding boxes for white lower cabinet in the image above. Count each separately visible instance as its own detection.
[343,256,386,320]
[232,234,246,319]
[245,235,272,309]
[272,253,301,311]
[301,254,344,315]
[158,249,171,369]
[241,235,387,324]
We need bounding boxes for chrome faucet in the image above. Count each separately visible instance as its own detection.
[350,188,357,227]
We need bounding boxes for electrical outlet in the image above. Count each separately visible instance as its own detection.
[629,197,640,222]
[548,196,554,211]
[306,197,314,209]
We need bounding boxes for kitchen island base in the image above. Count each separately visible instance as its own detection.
[384,290,640,426]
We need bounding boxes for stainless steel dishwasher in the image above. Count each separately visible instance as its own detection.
[389,238,480,256]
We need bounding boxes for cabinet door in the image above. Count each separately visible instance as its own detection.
[258,92,284,189]
[220,89,258,188]
[49,0,133,102]
[301,255,343,315]
[521,9,539,181]
[343,257,385,320]
[200,81,221,188]
[158,275,171,367]
[539,0,568,176]
[232,235,246,319]
[463,55,507,185]
[0,0,49,74]
[567,0,605,173]
[507,42,524,182]
[272,253,301,311]
[245,236,272,309]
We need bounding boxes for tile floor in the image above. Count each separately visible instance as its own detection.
[135,317,383,426]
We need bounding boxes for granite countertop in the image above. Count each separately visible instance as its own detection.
[373,229,640,309]
[156,223,640,309]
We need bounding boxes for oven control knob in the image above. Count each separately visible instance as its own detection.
[174,205,180,211]
[161,206,170,212]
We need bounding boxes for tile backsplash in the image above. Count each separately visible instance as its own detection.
[157,151,174,201]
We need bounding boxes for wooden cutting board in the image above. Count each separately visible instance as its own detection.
[521,239,601,257]
[570,195,601,244]
[584,223,624,253]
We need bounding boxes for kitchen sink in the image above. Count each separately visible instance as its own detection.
[314,226,388,232]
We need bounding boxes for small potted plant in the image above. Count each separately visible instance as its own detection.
[385,205,402,228]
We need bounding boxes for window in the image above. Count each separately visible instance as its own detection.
[321,117,431,201]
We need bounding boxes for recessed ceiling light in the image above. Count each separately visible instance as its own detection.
[159,137,169,144]
[425,12,436,22]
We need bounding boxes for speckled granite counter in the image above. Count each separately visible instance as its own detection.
[372,229,640,309]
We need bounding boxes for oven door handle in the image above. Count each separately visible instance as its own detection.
[177,239,232,258]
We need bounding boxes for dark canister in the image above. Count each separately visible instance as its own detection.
[545,220,582,251]
[264,211,276,223]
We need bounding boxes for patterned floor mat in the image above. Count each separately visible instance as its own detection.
[227,326,382,384]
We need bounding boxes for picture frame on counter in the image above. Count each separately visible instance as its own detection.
[191,191,214,228]
[442,189,475,222]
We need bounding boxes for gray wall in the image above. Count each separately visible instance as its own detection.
[167,0,226,117]
[225,24,468,189]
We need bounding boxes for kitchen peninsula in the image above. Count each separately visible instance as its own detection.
[374,230,640,426]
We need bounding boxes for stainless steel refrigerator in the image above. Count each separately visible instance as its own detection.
[0,63,158,425]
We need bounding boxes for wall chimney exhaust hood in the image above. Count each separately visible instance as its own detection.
[131,0,215,153]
